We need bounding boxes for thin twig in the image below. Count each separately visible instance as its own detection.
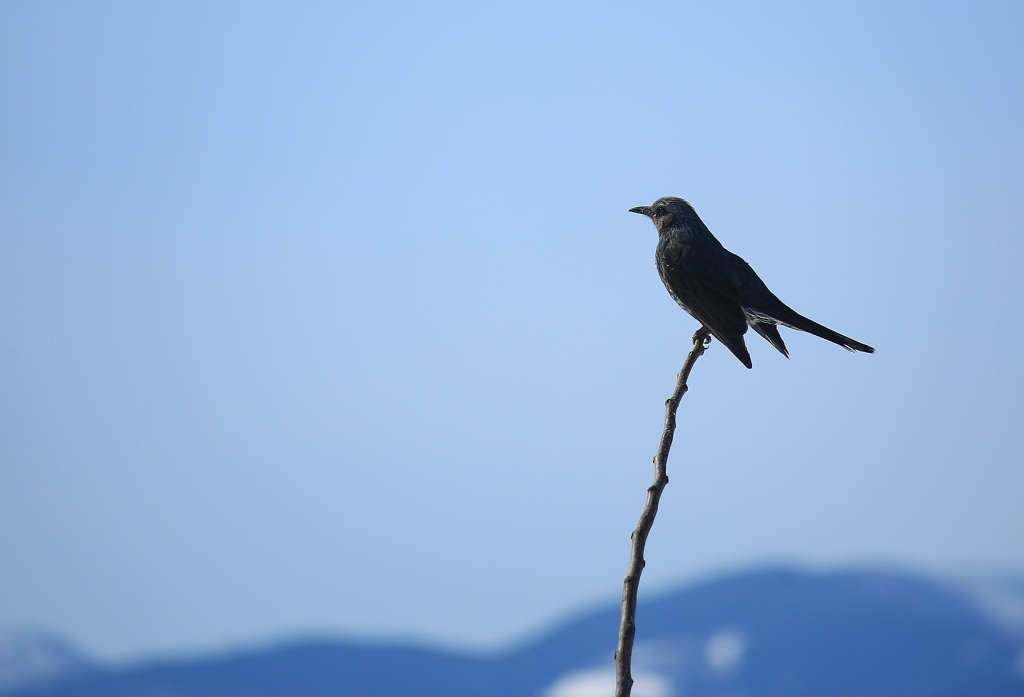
[614,330,710,697]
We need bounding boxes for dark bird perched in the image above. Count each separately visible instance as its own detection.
[630,196,874,369]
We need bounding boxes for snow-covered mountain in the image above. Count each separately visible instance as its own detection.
[7,568,1024,696]
[0,630,96,694]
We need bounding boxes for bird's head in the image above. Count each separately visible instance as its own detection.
[628,197,696,232]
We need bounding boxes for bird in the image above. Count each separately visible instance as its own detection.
[629,196,874,369]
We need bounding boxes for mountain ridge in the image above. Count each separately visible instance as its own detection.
[8,567,1024,696]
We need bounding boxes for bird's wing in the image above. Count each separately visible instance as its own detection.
[658,245,752,367]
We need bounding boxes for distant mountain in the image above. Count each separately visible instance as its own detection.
[8,568,1024,697]
[0,630,98,694]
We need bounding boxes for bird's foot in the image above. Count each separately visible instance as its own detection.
[692,326,712,347]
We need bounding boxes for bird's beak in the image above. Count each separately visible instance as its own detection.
[629,206,652,217]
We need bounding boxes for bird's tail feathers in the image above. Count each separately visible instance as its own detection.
[751,322,790,358]
[774,310,875,354]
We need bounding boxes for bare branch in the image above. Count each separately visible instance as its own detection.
[614,330,710,697]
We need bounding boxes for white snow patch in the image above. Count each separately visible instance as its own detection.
[704,627,746,673]
[544,667,671,697]
[950,576,1024,634]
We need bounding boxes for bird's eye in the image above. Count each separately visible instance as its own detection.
[654,206,666,216]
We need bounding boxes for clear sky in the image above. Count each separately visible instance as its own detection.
[2,0,1023,663]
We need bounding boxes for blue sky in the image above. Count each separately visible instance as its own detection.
[2,0,1023,661]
